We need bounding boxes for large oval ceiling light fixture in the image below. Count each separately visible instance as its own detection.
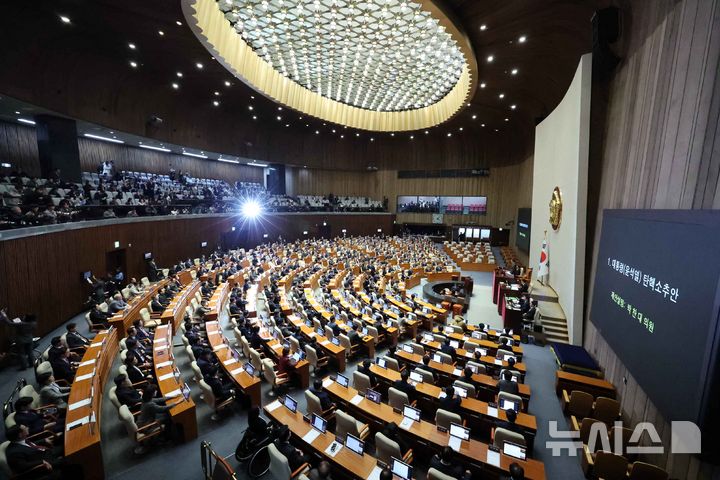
[183,0,477,131]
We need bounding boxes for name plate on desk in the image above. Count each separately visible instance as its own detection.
[302,429,322,444]
[223,358,237,366]
[157,361,173,368]
[486,448,501,467]
[91,342,103,347]
[322,378,333,388]
[68,397,92,411]
[158,372,175,381]
[79,359,96,367]
[453,368,463,376]
[399,417,414,430]
[66,416,90,431]
[487,406,498,418]
[75,371,95,382]
[494,359,503,365]
[213,344,228,351]
[230,367,244,376]
[350,394,364,405]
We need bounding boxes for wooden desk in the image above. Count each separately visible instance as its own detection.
[160,281,200,331]
[419,338,527,377]
[64,328,118,480]
[205,282,229,321]
[205,321,262,407]
[369,364,537,450]
[264,401,382,479]
[264,338,311,389]
[288,316,347,372]
[109,279,168,336]
[502,298,523,332]
[395,350,531,410]
[323,377,545,479]
[442,332,524,359]
[152,324,198,441]
[555,371,616,399]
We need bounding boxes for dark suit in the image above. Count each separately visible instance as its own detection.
[197,358,215,378]
[439,395,462,414]
[274,440,307,471]
[14,411,46,435]
[498,379,519,395]
[523,307,537,320]
[206,376,233,402]
[66,331,89,349]
[5,441,54,478]
[89,310,110,328]
[116,386,142,407]
[310,386,333,410]
[50,358,74,383]
[357,365,377,386]
[440,343,457,357]
[126,364,147,384]
[347,330,361,346]
[392,379,415,399]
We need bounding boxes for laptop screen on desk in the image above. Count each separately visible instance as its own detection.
[331,337,340,346]
[503,441,527,460]
[366,389,381,404]
[402,344,414,354]
[284,395,298,413]
[449,340,460,349]
[335,374,349,388]
[391,458,413,480]
[501,399,519,412]
[244,362,255,376]
[345,434,364,455]
[376,357,387,369]
[432,354,442,363]
[423,333,434,342]
[453,386,467,398]
[449,422,470,441]
[403,405,421,422]
[311,413,327,433]
[409,371,423,383]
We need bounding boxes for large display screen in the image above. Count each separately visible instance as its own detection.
[397,195,487,215]
[516,208,531,253]
[590,210,720,424]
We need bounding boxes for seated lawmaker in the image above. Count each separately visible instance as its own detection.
[498,370,519,395]
[274,426,309,472]
[440,338,457,357]
[38,373,70,411]
[205,366,234,404]
[114,374,142,409]
[108,293,127,313]
[429,447,471,480]
[65,323,90,350]
[14,397,60,436]
[392,369,416,399]
[493,409,525,439]
[309,378,334,410]
[439,385,462,414]
[89,305,111,329]
[49,347,75,384]
[5,424,68,479]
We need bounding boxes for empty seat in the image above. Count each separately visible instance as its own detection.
[335,409,369,441]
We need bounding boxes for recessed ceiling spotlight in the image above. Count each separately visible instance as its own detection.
[340,135,344,138]
[176,72,183,77]
[277,107,283,111]
[480,24,487,31]
[224,80,231,86]
[172,83,179,89]
[248,105,254,111]
[176,20,182,26]
[196,62,203,69]
[511,68,518,75]
[213,100,220,106]
[305,124,309,127]
[158,30,165,36]
[518,35,527,43]
[14,111,20,114]
[424,130,429,135]
[214,91,220,96]
[504,118,509,122]
[59,15,71,24]
[370,137,374,142]
[252,115,257,120]
[251,95,255,99]
[276,115,282,120]
[498,93,505,99]
[285,124,290,127]
[390,132,394,136]
[459,127,464,131]
[332,129,336,133]
[410,135,414,140]
[472,114,477,119]
[480,82,486,88]
[466,103,471,107]
[511,104,516,110]
[487,55,494,63]
[128,43,136,50]
[447,133,452,137]
[129,61,138,68]
[316,130,320,134]
[481,123,486,127]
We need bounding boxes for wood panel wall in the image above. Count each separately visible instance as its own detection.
[286,153,534,263]
[0,213,394,342]
[584,0,720,478]
[0,122,40,176]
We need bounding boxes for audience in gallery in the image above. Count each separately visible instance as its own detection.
[0,164,386,229]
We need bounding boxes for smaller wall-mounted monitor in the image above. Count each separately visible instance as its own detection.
[462,196,488,215]
[516,208,531,253]
[440,196,463,214]
[144,252,152,260]
[201,241,208,247]
[480,228,491,240]
[82,271,92,281]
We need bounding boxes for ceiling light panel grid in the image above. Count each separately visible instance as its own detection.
[218,0,467,112]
